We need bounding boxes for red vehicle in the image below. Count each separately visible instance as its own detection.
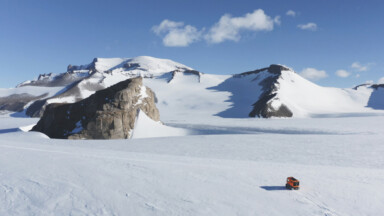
[286,177,300,190]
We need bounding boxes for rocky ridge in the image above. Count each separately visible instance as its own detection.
[20,56,192,117]
[31,77,160,139]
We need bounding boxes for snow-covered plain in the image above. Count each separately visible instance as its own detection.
[1,113,384,216]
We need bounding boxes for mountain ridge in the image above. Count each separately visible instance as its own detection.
[1,56,383,119]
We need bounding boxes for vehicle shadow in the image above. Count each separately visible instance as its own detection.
[260,186,287,191]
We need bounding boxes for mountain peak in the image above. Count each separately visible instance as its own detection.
[268,64,293,74]
[235,64,294,78]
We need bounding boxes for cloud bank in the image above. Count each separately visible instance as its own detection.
[351,62,369,72]
[297,22,317,31]
[152,9,279,47]
[335,69,350,78]
[152,20,202,47]
[286,10,296,17]
[300,68,328,80]
[378,77,384,84]
[205,9,278,43]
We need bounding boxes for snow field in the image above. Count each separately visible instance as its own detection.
[1,116,384,215]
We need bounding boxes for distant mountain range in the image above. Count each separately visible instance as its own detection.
[1,56,383,119]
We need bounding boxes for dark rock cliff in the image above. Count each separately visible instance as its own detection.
[31,77,160,139]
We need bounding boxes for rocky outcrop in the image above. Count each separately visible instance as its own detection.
[354,83,384,90]
[25,74,106,117]
[167,68,202,83]
[235,64,290,78]
[0,93,48,112]
[249,92,293,118]
[17,72,89,87]
[31,77,160,139]
[25,99,48,117]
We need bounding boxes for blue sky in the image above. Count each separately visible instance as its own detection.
[0,0,383,88]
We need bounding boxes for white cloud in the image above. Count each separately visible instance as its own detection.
[355,74,360,78]
[162,26,202,47]
[205,9,278,43]
[152,19,202,47]
[152,20,184,34]
[300,68,328,80]
[378,77,384,84]
[153,9,280,46]
[286,10,296,17]
[335,69,350,78]
[297,22,317,31]
[274,16,281,25]
[351,62,369,72]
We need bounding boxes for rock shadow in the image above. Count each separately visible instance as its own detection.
[0,128,20,134]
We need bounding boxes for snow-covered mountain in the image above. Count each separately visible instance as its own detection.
[216,64,382,118]
[11,56,199,117]
[1,56,383,119]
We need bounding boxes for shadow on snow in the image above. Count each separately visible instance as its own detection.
[367,87,384,110]
[260,186,287,191]
[207,77,257,118]
[0,128,20,134]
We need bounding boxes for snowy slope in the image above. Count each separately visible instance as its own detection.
[143,73,231,122]
[131,110,190,138]
[272,68,379,117]
[207,65,384,118]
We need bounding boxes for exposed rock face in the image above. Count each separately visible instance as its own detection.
[240,64,293,118]
[371,84,384,89]
[168,68,202,83]
[17,72,88,87]
[249,92,293,118]
[356,83,384,90]
[25,99,48,117]
[235,64,290,78]
[25,75,106,117]
[31,77,160,139]
[0,93,48,112]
